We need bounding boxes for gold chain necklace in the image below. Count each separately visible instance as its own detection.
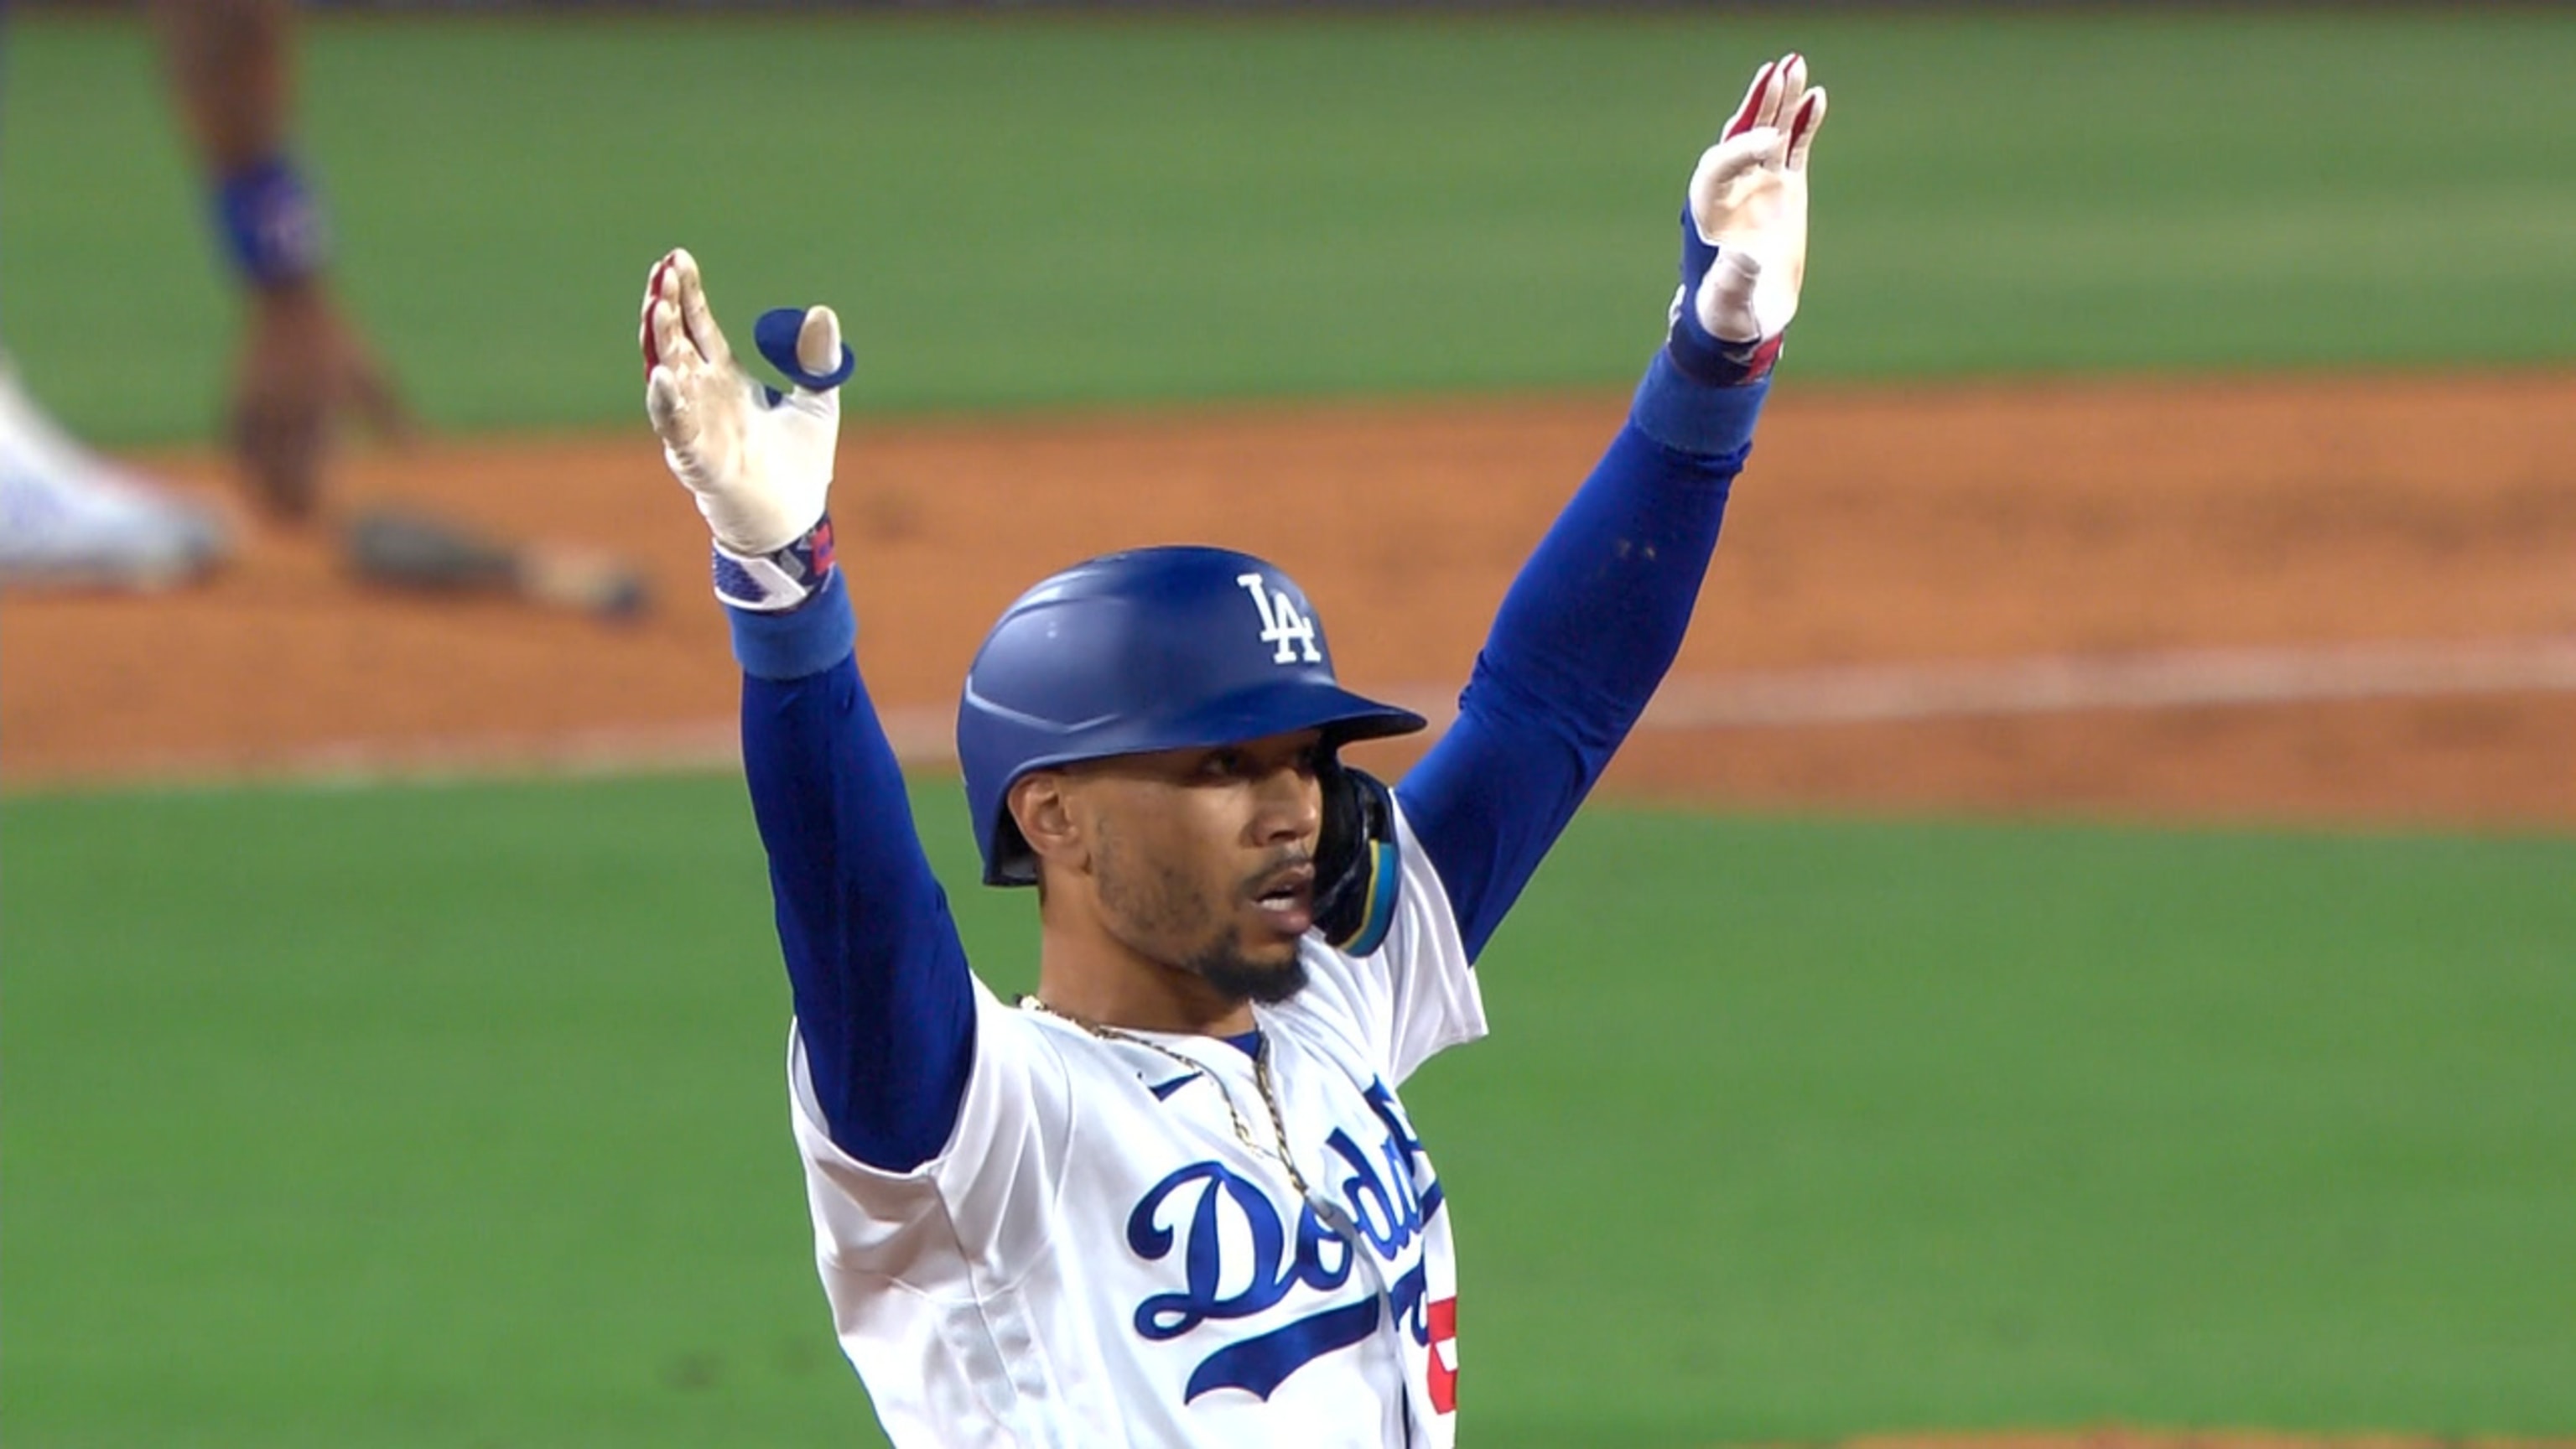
[1021,996,1310,1197]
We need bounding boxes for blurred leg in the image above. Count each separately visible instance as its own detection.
[0,359,231,590]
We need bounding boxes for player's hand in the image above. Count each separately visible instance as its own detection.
[1665,53,1827,387]
[231,280,411,519]
[640,247,850,584]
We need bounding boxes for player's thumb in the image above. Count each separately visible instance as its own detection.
[1696,248,1766,343]
[753,305,854,418]
[797,306,842,379]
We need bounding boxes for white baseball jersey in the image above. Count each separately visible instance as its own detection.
[787,808,1485,1446]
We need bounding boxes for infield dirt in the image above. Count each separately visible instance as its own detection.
[8,371,2574,831]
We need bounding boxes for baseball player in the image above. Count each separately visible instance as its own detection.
[640,52,1825,1447]
[3,0,404,589]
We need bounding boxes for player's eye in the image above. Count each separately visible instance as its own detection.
[1197,749,1247,781]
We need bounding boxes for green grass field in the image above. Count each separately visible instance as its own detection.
[8,779,2573,1446]
[5,8,2574,1446]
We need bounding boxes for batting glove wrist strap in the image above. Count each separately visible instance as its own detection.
[714,517,838,612]
[1664,54,1826,388]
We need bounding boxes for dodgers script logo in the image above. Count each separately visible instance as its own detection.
[1235,572,1324,665]
[1126,1080,1445,1403]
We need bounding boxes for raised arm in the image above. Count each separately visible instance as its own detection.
[640,250,974,1171]
[1399,55,1828,958]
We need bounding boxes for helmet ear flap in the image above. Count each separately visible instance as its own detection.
[1313,757,1400,957]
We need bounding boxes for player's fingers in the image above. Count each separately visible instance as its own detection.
[1785,86,1827,172]
[1773,53,1807,129]
[643,262,691,380]
[1721,59,1777,140]
[650,293,699,377]
[1732,51,1797,136]
[641,252,678,379]
[669,248,733,370]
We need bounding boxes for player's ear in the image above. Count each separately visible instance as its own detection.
[1010,771,1086,875]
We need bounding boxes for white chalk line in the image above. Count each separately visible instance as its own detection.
[880,635,2576,758]
[1630,632,2576,730]
[26,633,2576,792]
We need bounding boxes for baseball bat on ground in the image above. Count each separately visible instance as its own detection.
[340,505,650,621]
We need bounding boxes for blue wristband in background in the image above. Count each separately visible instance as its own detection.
[214,156,330,288]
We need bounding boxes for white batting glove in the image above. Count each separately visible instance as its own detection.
[640,247,852,610]
[1665,53,1828,386]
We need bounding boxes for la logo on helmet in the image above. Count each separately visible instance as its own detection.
[1235,572,1322,665]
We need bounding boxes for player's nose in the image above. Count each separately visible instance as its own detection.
[1248,765,1322,846]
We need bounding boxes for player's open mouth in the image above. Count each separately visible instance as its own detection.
[1249,866,1314,936]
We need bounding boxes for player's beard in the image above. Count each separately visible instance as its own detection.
[1096,826,1309,1005]
[1187,937,1310,1005]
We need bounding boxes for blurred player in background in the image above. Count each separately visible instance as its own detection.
[0,0,404,589]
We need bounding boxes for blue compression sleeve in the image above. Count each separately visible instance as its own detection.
[1399,356,1765,958]
[734,572,976,1171]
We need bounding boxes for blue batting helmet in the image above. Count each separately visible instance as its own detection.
[957,545,1426,886]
